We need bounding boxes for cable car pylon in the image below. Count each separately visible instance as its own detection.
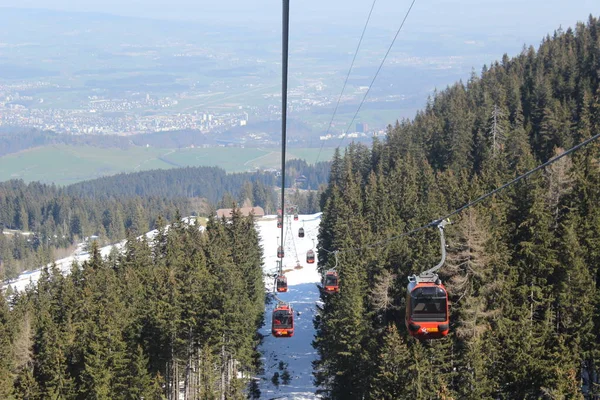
[405,219,450,339]
[283,214,301,268]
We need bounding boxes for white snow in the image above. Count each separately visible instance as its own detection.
[3,218,202,293]
[256,213,322,400]
[4,240,125,293]
[3,214,324,399]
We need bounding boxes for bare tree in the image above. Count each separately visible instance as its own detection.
[544,147,573,226]
[445,209,499,341]
[369,270,395,313]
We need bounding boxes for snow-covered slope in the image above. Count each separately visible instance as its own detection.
[4,214,323,399]
[256,213,322,400]
[5,238,128,293]
[4,217,200,293]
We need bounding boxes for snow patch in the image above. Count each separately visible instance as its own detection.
[3,213,323,399]
[3,217,203,293]
[256,213,322,399]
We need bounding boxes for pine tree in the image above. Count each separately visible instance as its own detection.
[33,309,73,398]
[124,345,154,400]
[0,292,15,398]
[369,325,412,400]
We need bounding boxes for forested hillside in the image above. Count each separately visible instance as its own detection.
[0,180,189,280]
[0,124,320,157]
[66,160,330,203]
[0,160,327,280]
[314,16,600,398]
[0,209,264,399]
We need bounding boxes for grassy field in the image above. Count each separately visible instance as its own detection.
[0,145,336,185]
[163,147,271,170]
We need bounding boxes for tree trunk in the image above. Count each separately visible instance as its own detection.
[174,360,179,400]
[184,327,192,400]
[221,342,226,400]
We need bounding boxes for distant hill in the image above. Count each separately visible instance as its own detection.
[65,161,330,202]
[0,127,216,157]
[0,119,324,158]
[0,157,328,280]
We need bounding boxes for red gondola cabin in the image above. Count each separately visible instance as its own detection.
[306,249,315,264]
[323,270,339,293]
[276,275,288,292]
[272,303,294,337]
[405,275,449,339]
[294,213,299,221]
[277,246,284,258]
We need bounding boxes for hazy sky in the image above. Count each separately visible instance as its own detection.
[0,0,596,38]
[0,0,597,72]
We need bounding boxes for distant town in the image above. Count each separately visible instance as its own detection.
[0,79,388,141]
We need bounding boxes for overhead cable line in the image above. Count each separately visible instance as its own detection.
[335,0,417,151]
[437,134,600,222]
[315,0,378,165]
[322,131,600,256]
[280,0,290,251]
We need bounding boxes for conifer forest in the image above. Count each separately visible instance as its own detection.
[0,13,600,400]
[1,210,265,399]
[0,162,326,280]
[314,16,600,399]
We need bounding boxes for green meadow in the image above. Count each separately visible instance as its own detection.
[0,145,335,185]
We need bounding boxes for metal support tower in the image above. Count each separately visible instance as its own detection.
[283,214,301,267]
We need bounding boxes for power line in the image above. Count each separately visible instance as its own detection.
[335,0,418,150]
[322,131,600,256]
[315,0,378,165]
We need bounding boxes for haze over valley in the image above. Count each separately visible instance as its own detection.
[0,2,593,150]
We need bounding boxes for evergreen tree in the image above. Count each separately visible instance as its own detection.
[313,15,600,398]
[369,325,412,400]
[0,293,15,398]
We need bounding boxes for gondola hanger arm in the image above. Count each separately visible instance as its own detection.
[422,219,450,276]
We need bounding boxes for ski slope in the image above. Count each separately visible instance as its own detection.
[3,217,199,293]
[256,213,322,400]
[4,214,324,399]
[5,239,128,293]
